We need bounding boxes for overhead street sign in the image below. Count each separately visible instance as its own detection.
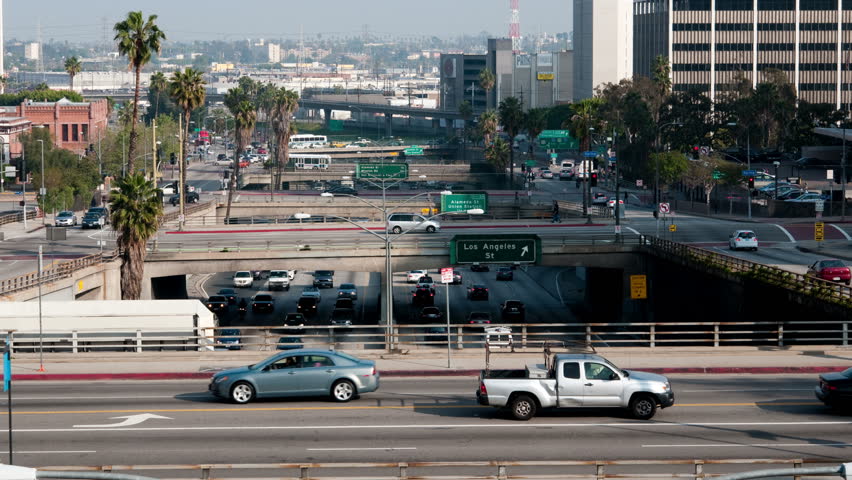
[441,192,488,213]
[630,275,647,300]
[404,146,424,156]
[712,170,725,180]
[450,234,541,264]
[538,130,579,150]
[355,163,408,180]
[583,151,597,157]
[742,170,756,176]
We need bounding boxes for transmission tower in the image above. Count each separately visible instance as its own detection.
[509,0,521,54]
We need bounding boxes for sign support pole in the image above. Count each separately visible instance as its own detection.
[4,330,13,465]
[446,281,452,368]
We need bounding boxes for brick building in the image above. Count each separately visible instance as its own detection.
[0,98,110,155]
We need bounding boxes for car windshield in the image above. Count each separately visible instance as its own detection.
[221,329,240,336]
[471,313,489,320]
[235,272,251,278]
[303,287,318,293]
[208,296,226,302]
[299,297,317,305]
[270,271,285,278]
[505,301,522,307]
[842,368,852,378]
[254,295,273,302]
[218,289,234,294]
[315,270,333,276]
[473,285,486,289]
[821,260,845,268]
[58,211,73,217]
[340,284,355,290]
[423,308,439,314]
[332,309,352,319]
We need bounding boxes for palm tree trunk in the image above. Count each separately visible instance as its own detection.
[182,110,191,219]
[509,146,515,188]
[155,90,160,119]
[120,240,146,300]
[127,66,142,173]
[69,74,73,91]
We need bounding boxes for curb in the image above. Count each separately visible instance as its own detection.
[4,365,845,381]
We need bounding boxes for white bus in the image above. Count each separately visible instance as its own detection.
[289,134,328,149]
[290,153,331,170]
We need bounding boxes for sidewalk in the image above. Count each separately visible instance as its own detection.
[4,346,850,381]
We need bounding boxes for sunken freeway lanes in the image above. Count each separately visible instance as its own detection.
[2,375,849,467]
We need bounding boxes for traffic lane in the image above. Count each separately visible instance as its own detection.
[628,217,794,244]
[709,246,839,274]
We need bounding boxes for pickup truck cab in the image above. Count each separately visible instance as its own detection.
[477,353,674,421]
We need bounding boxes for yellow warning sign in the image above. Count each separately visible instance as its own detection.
[630,275,647,300]
[815,222,824,242]
[669,224,677,232]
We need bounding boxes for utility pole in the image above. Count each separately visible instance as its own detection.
[178,114,185,230]
[613,129,621,242]
[152,118,157,182]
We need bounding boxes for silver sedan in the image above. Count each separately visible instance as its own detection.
[208,349,379,404]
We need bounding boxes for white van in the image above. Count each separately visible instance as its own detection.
[387,213,440,234]
[560,160,575,170]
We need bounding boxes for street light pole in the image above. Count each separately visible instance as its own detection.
[21,146,27,229]
[746,129,752,219]
[773,161,780,205]
[36,139,44,225]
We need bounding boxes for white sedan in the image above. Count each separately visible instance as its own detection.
[540,170,554,179]
[407,270,428,283]
[592,193,609,205]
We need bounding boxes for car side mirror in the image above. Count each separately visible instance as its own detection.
[610,373,620,381]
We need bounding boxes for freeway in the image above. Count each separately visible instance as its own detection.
[0,375,848,467]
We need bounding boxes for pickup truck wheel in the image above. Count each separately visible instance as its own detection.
[630,395,657,420]
[509,394,536,421]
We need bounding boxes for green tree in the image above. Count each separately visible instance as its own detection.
[114,11,166,174]
[523,107,548,158]
[498,96,524,183]
[269,86,299,190]
[485,137,510,172]
[110,173,163,300]
[479,68,495,109]
[149,71,167,119]
[651,55,672,99]
[567,98,604,151]
[168,68,206,213]
[648,150,688,190]
[64,56,82,91]
[478,110,498,147]
[224,87,257,221]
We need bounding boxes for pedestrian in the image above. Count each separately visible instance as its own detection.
[552,201,561,223]
[623,191,629,205]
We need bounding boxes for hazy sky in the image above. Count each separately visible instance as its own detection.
[4,1,571,43]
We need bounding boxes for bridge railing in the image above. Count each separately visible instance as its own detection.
[5,319,849,353]
[0,209,39,226]
[0,252,105,296]
[160,200,216,225]
[34,458,842,480]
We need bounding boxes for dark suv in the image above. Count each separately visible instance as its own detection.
[170,191,199,206]
[313,270,334,288]
[467,285,489,300]
[297,297,319,316]
[412,286,435,306]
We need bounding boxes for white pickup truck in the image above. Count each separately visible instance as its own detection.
[267,270,293,291]
[476,352,674,420]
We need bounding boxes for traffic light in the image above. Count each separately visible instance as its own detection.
[747,177,755,189]
[692,146,700,160]
[170,152,177,165]
[590,172,598,187]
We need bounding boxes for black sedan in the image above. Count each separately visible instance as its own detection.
[470,263,490,272]
[205,295,228,313]
[419,306,443,322]
[500,300,525,322]
[496,267,514,281]
[412,286,435,306]
[251,293,275,313]
[217,288,238,305]
[467,285,489,300]
[170,191,200,206]
[815,367,852,408]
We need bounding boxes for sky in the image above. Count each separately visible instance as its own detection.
[4,0,571,44]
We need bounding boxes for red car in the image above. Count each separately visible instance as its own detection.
[808,259,851,285]
[238,159,250,168]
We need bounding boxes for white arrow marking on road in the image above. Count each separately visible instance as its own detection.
[74,413,173,428]
[521,246,528,257]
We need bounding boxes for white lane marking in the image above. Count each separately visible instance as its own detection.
[644,443,852,448]
[625,227,641,237]
[829,223,852,241]
[74,413,173,428]
[773,224,796,243]
[0,394,210,401]
[307,447,417,451]
[6,421,852,434]
[555,269,568,305]
[681,388,812,393]
[6,451,97,454]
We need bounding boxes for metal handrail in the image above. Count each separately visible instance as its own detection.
[0,252,105,296]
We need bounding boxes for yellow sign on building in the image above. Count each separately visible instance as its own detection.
[630,275,647,300]
[537,73,555,81]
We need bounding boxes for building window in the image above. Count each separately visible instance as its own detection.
[717,22,753,30]
[674,83,710,92]
[716,63,753,71]
[800,43,836,50]
[61,124,68,142]
[757,0,795,9]
[845,0,852,9]
[757,43,795,50]
[758,63,795,70]
[674,22,711,30]
[800,22,838,30]
[800,0,837,8]
[716,43,753,51]
[716,0,753,9]
[674,43,711,51]
[72,124,78,142]
[758,23,795,31]
[673,63,712,71]
[674,0,711,10]
[800,83,836,90]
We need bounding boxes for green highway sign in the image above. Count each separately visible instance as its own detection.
[355,163,409,180]
[441,193,488,213]
[404,146,424,156]
[525,160,536,167]
[712,170,725,180]
[450,234,541,264]
[538,130,571,139]
[538,130,579,151]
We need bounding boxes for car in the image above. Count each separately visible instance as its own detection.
[205,295,228,313]
[217,288,238,305]
[728,230,758,251]
[330,308,355,327]
[467,284,489,300]
[301,286,322,301]
[467,312,492,324]
[814,367,852,408]
[452,271,463,285]
[416,275,436,292]
[87,207,109,224]
[297,296,320,316]
[337,283,358,301]
[170,191,200,206]
[777,189,806,201]
[324,186,358,196]
[418,306,443,322]
[387,213,440,234]
[313,270,334,288]
[217,329,242,350]
[412,286,435,306]
[470,263,490,272]
[540,170,554,179]
[217,153,227,161]
[208,350,379,404]
[81,213,105,229]
[407,269,428,283]
[238,159,250,168]
[282,312,306,327]
[559,169,573,180]
[335,298,355,310]
[54,211,77,227]
[233,271,253,288]
[276,336,304,350]
[785,192,825,203]
[500,300,526,322]
[496,267,514,281]
[267,270,291,291]
[424,326,449,343]
[794,157,840,169]
[251,293,275,313]
[591,193,608,205]
[807,259,852,285]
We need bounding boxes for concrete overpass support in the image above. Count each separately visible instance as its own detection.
[323,109,332,129]
[385,113,393,137]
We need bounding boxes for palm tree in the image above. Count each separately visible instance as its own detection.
[224,87,257,221]
[109,173,163,300]
[114,11,166,174]
[485,137,510,172]
[524,108,548,159]
[149,71,167,119]
[479,69,495,110]
[64,56,82,91]
[458,100,473,160]
[270,86,300,191]
[168,68,206,221]
[566,98,604,152]
[479,110,498,148]
[498,96,524,184]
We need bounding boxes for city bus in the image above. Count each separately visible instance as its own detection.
[289,134,328,149]
[290,153,331,170]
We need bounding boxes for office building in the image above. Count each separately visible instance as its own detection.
[24,42,39,61]
[574,0,635,100]
[634,0,852,106]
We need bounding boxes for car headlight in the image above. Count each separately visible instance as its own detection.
[214,375,229,384]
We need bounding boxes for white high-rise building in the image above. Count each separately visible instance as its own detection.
[573,0,634,100]
[24,42,40,61]
[267,43,282,63]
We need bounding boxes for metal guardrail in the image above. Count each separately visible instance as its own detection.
[0,209,38,226]
[0,252,105,296]
[160,200,215,224]
[557,200,611,218]
[5,319,849,353]
[35,458,842,480]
